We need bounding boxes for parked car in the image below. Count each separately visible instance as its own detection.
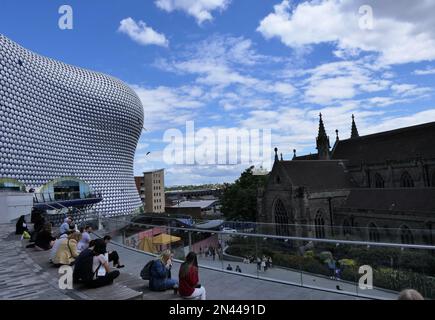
[222,227,237,233]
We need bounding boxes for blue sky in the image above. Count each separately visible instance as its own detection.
[1,0,435,186]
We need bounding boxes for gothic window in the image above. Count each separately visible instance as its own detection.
[431,171,435,187]
[400,171,414,188]
[401,225,414,244]
[274,199,289,236]
[275,175,281,184]
[374,173,385,188]
[368,223,380,242]
[343,219,352,236]
[315,211,325,239]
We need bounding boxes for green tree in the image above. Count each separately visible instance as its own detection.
[220,166,267,221]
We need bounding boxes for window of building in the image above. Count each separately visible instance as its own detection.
[274,199,289,236]
[374,173,385,188]
[431,172,435,187]
[368,223,380,242]
[275,175,281,184]
[400,171,414,188]
[401,225,414,244]
[315,211,325,239]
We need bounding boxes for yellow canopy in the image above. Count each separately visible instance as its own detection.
[152,233,181,245]
[138,237,157,254]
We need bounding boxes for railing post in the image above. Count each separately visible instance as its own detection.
[188,231,192,253]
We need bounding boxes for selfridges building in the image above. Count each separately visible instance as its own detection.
[0,34,144,217]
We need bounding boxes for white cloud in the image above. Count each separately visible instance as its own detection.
[157,35,297,102]
[302,60,390,104]
[391,84,432,98]
[155,0,231,25]
[257,0,435,65]
[133,85,205,130]
[118,18,168,47]
[364,109,435,134]
[414,67,435,75]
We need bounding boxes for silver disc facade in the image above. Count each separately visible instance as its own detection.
[0,34,144,217]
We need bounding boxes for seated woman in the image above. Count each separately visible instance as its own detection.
[15,215,29,235]
[52,232,82,266]
[50,232,70,263]
[87,240,120,289]
[179,252,206,300]
[35,223,56,251]
[149,249,178,292]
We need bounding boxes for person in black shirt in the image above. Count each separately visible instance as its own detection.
[35,223,56,251]
[15,215,29,235]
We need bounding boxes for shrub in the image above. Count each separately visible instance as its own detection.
[339,259,357,267]
[304,250,315,258]
[272,253,330,277]
[319,251,333,262]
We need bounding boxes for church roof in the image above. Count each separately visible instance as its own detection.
[293,153,319,160]
[277,160,355,191]
[342,188,435,213]
[332,121,435,165]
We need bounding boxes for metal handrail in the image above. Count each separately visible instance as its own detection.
[33,191,102,203]
[102,217,435,251]
[121,212,435,234]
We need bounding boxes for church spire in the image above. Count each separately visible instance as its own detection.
[318,113,327,139]
[351,114,359,139]
[274,147,279,163]
[316,113,330,160]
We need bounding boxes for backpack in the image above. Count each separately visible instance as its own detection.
[140,260,155,280]
[73,249,97,283]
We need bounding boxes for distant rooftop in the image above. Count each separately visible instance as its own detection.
[142,168,165,174]
[171,200,219,209]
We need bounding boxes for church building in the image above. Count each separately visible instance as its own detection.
[257,115,435,244]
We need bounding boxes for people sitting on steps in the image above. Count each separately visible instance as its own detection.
[179,252,206,300]
[52,232,81,266]
[103,235,124,268]
[35,223,56,251]
[50,231,71,263]
[77,226,92,251]
[73,239,120,289]
[59,217,73,236]
[15,215,29,235]
[149,249,178,292]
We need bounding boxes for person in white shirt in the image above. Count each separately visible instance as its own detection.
[87,239,120,288]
